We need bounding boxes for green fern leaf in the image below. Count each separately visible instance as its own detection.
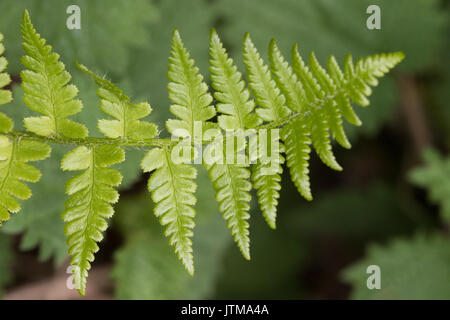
[269,39,306,113]
[61,145,124,296]
[0,136,50,225]
[309,108,342,171]
[292,45,342,171]
[166,29,216,142]
[268,41,313,200]
[0,33,12,133]
[243,33,290,122]
[141,146,197,275]
[327,56,362,127]
[209,29,260,130]
[208,29,254,257]
[206,162,252,258]
[76,62,158,140]
[251,140,285,229]
[20,10,87,139]
[309,52,351,149]
[281,119,313,201]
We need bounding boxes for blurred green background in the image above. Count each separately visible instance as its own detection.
[0,0,449,299]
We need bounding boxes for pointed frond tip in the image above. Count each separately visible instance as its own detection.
[167,29,216,142]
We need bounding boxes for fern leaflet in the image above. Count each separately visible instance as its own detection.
[20,11,87,139]
[166,29,216,142]
[141,146,197,275]
[62,145,124,296]
[0,136,50,225]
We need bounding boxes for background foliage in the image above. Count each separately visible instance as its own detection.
[0,0,449,299]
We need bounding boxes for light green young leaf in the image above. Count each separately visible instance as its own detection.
[166,30,216,142]
[327,56,362,126]
[281,118,312,201]
[141,146,197,275]
[252,159,284,230]
[76,62,158,140]
[209,29,260,130]
[269,39,306,113]
[0,135,50,225]
[20,10,88,139]
[62,145,124,296]
[206,162,252,259]
[243,33,290,122]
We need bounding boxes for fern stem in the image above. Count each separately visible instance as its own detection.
[3,130,172,148]
[3,107,318,148]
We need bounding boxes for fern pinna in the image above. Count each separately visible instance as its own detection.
[0,11,404,295]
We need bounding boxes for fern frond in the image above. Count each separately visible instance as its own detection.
[0,33,13,133]
[62,145,124,295]
[76,63,158,140]
[0,136,50,225]
[141,146,197,275]
[166,30,216,142]
[20,10,87,139]
[0,13,406,295]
